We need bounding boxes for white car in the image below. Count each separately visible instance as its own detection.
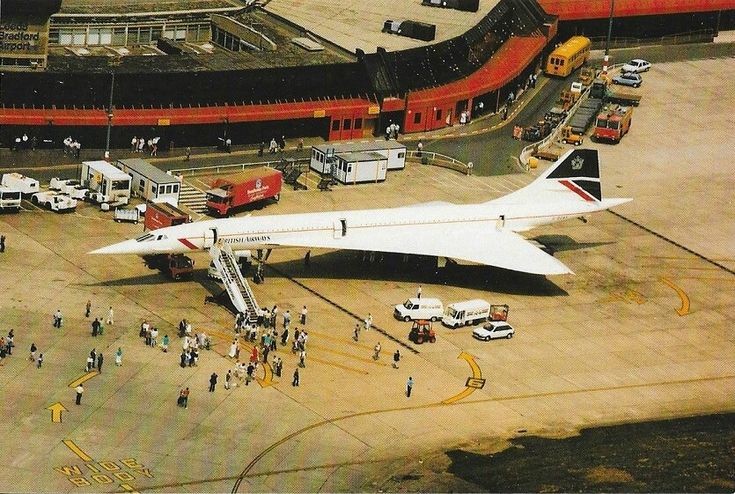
[621,59,651,73]
[472,321,515,341]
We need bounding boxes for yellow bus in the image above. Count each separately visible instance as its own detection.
[545,36,591,77]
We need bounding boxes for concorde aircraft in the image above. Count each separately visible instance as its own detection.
[91,149,631,275]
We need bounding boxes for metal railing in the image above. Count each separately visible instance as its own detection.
[405,150,470,175]
[170,158,310,176]
[588,29,715,50]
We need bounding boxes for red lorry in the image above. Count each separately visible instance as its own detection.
[144,201,191,231]
[205,167,282,216]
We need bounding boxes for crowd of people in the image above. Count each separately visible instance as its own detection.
[5,287,415,412]
[130,136,161,156]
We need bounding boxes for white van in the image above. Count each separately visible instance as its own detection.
[442,299,492,328]
[394,297,443,322]
[2,173,39,196]
[0,185,22,212]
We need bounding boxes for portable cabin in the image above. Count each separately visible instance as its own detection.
[116,158,181,206]
[332,152,387,184]
[310,140,406,174]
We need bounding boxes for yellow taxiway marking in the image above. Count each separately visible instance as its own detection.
[120,483,140,493]
[67,371,99,388]
[62,439,93,462]
[47,402,67,423]
[209,329,377,375]
[256,362,274,388]
[441,351,484,404]
[660,277,691,316]
[442,387,476,405]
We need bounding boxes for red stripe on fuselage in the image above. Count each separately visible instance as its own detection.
[559,179,595,202]
[178,238,198,250]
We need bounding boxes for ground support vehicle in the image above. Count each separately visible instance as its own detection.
[544,107,567,127]
[561,126,584,146]
[559,89,580,110]
[207,250,252,280]
[0,186,21,212]
[590,79,642,106]
[606,86,642,106]
[2,173,39,196]
[114,204,146,223]
[144,202,191,231]
[49,177,74,191]
[489,304,509,321]
[568,97,603,134]
[593,104,633,143]
[31,191,77,212]
[408,320,436,344]
[522,120,552,142]
[206,167,282,217]
[145,254,194,280]
[579,66,596,85]
[81,161,131,206]
[532,143,565,161]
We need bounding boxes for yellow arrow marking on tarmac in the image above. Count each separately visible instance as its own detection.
[62,439,93,462]
[442,351,484,404]
[67,371,99,388]
[47,402,67,423]
[660,277,691,316]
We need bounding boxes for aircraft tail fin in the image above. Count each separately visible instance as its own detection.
[491,149,606,205]
[542,148,602,202]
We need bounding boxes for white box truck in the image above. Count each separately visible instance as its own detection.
[80,161,131,206]
[394,297,443,322]
[2,173,39,196]
[442,299,493,328]
[0,186,22,212]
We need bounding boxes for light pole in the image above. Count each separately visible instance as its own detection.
[104,72,115,159]
[603,0,615,74]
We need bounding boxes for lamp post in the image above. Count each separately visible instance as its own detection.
[603,0,615,74]
[104,72,115,159]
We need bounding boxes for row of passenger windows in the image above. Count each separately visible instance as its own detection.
[48,23,210,47]
[151,183,179,196]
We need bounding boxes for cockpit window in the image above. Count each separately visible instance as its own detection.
[136,234,154,242]
[156,234,167,241]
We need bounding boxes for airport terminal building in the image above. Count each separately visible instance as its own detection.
[0,0,733,148]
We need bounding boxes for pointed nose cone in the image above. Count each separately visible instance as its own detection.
[89,239,144,255]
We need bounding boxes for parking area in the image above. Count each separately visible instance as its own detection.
[0,55,733,493]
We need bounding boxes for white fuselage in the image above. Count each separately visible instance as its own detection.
[101,199,604,256]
